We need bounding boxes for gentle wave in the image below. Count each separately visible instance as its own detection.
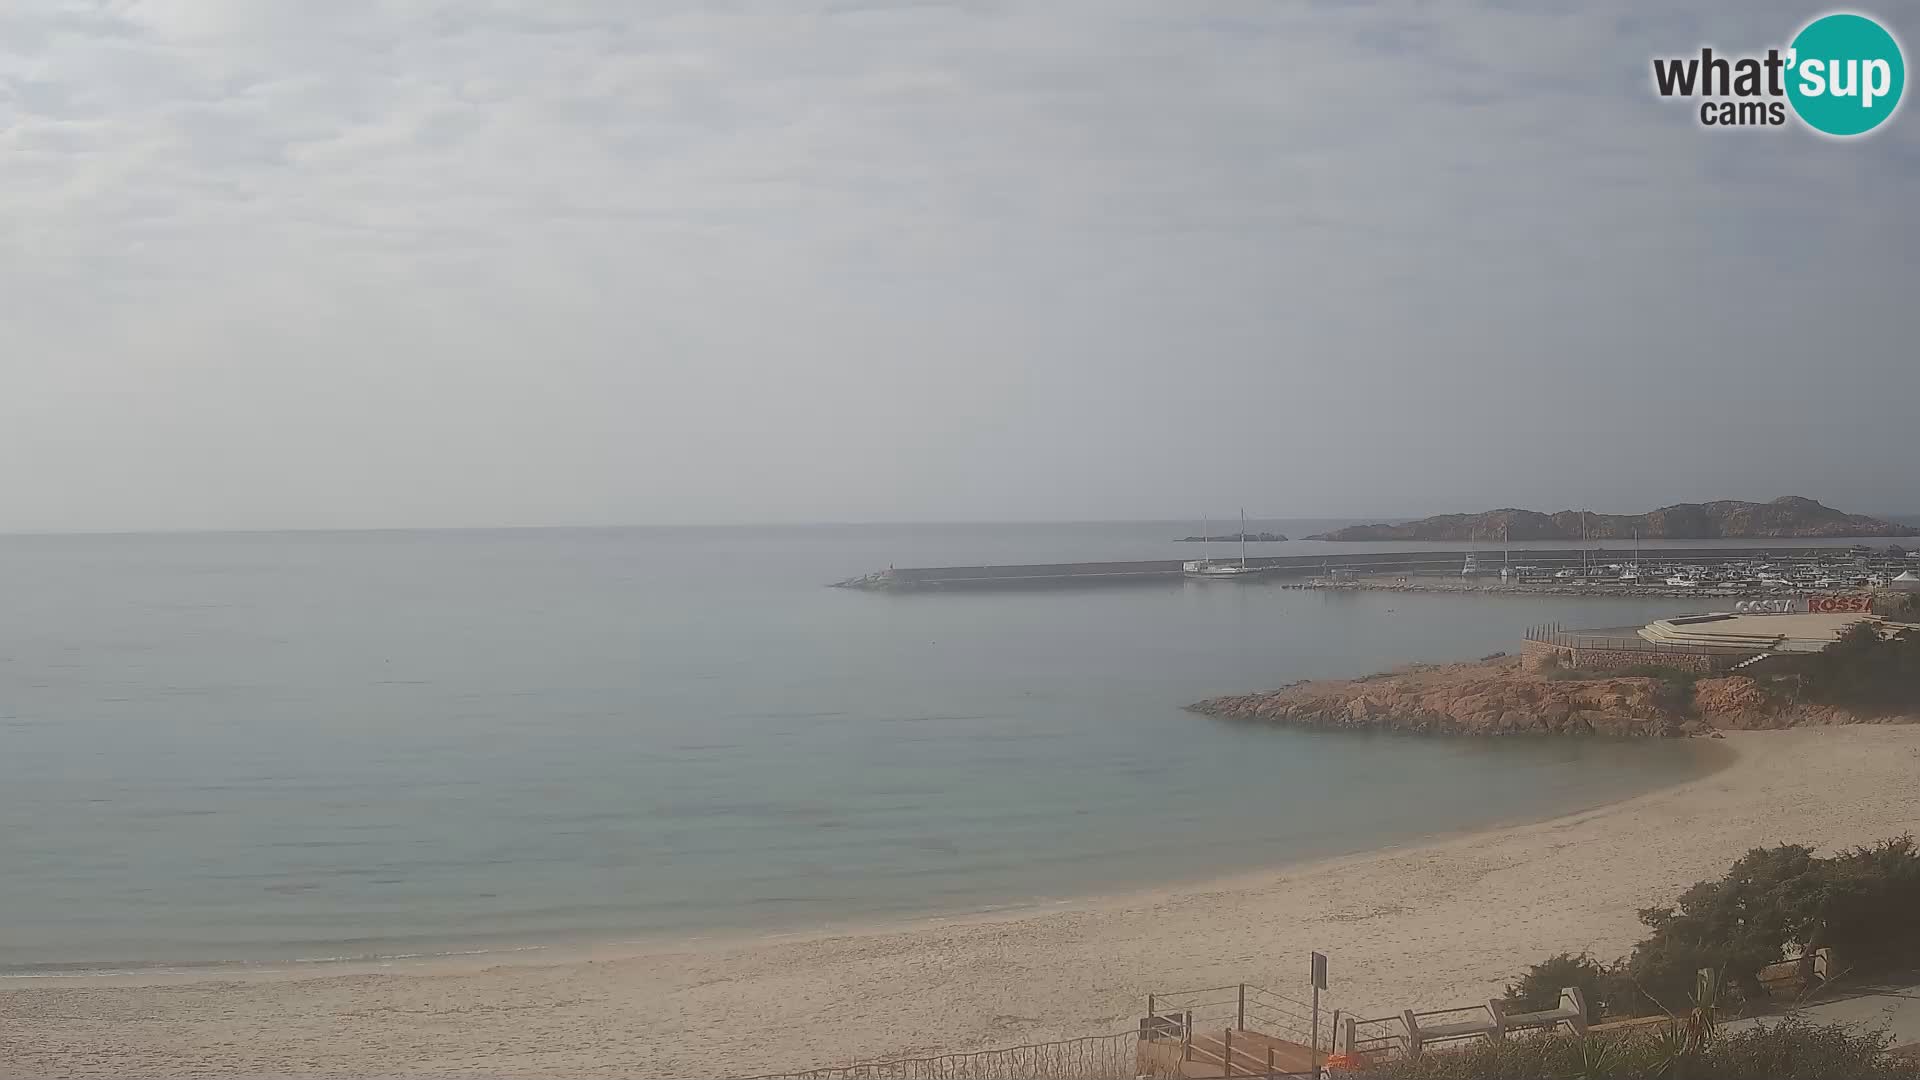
[0,944,554,979]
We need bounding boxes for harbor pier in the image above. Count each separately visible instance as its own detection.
[832,545,1903,592]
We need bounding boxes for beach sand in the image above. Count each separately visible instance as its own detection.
[4,726,1917,1078]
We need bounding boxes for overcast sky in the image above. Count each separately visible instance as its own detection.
[3,1,1916,531]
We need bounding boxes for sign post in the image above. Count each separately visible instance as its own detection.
[1310,952,1328,1077]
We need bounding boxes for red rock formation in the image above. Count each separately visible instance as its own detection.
[1187,657,1911,737]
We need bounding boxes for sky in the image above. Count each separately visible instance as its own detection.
[3,1,1917,531]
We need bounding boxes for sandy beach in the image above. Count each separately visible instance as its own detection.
[5,726,1918,1078]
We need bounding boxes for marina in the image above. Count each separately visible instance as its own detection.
[833,544,1920,593]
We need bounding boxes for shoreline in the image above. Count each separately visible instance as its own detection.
[9,728,1919,1078]
[0,737,1730,988]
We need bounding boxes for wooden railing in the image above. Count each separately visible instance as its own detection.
[733,1030,1140,1080]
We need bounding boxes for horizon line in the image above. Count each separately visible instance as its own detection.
[2,509,1917,541]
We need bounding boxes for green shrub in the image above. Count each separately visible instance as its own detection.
[1872,589,1920,620]
[1333,1017,1920,1079]
[1625,837,1920,1008]
[1627,843,1828,1008]
[1502,953,1611,1024]
[1709,1014,1920,1079]
[1813,835,1920,969]
[1499,836,1920,1019]
[1798,623,1920,706]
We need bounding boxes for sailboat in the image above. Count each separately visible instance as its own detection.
[1184,509,1265,578]
[1619,530,1643,583]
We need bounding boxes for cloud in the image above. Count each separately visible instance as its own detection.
[2,1,1916,529]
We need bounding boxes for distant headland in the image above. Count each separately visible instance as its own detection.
[1175,531,1287,543]
[1306,496,1917,542]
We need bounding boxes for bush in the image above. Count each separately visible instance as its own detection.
[1710,1016,1920,1079]
[1873,589,1920,620]
[1502,953,1611,1024]
[1814,835,1920,969]
[1333,1016,1920,1079]
[1627,843,1828,1008]
[1798,623,1920,706]
[1626,837,1920,1009]
[1500,836,1920,1019]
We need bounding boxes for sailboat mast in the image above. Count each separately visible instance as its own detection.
[1240,508,1248,568]
[1203,512,1210,565]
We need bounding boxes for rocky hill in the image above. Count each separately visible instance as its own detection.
[1307,497,1916,542]
[1187,656,1897,737]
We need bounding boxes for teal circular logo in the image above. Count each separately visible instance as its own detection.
[1786,13,1905,136]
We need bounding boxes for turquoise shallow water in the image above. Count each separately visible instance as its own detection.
[0,523,1726,974]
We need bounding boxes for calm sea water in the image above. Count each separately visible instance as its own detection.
[0,523,1741,974]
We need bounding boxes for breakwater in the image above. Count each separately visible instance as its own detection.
[831,545,1876,591]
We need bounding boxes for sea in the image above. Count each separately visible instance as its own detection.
[0,521,1787,976]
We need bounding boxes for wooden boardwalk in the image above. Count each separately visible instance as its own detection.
[1141,1028,1323,1078]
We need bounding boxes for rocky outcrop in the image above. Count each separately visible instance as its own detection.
[1306,496,1916,542]
[1187,657,1911,737]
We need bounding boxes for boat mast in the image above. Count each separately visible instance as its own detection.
[1240,508,1248,568]
[1203,512,1210,566]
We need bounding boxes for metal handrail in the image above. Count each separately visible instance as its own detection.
[1146,982,1333,1058]
[1409,1004,1493,1021]
[1246,985,1316,1012]
[1152,983,1317,1016]
[1344,1015,1408,1060]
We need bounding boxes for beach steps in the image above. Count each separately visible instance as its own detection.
[1138,984,1329,1077]
[1638,612,1885,653]
[1150,1028,1321,1077]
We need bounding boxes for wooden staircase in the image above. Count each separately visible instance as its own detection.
[1175,1028,1322,1077]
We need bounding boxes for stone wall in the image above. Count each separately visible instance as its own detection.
[1568,647,1719,674]
[1520,637,1721,674]
[1521,639,1565,669]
